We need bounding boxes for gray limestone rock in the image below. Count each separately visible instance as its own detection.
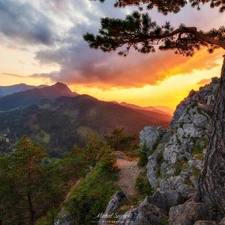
[144,78,219,198]
[139,126,165,154]
[117,196,167,225]
[105,190,127,213]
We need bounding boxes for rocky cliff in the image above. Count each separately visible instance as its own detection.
[100,77,225,225]
[143,77,219,199]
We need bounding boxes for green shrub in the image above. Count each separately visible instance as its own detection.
[192,136,208,160]
[161,217,169,225]
[61,147,119,225]
[103,127,138,154]
[138,141,149,167]
[135,173,154,196]
[192,166,201,180]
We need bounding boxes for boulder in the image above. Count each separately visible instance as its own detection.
[98,191,127,225]
[148,190,184,213]
[117,196,167,225]
[169,201,208,225]
[139,126,165,154]
[104,190,127,213]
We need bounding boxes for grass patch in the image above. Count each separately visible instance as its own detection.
[192,166,201,180]
[174,158,188,176]
[192,136,208,160]
[60,149,120,225]
[135,172,154,196]
[161,217,169,225]
[156,166,161,178]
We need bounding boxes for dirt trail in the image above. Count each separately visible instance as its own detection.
[115,155,143,197]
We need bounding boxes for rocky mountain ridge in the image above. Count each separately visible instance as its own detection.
[99,77,225,225]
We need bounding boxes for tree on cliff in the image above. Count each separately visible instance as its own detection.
[83,0,225,214]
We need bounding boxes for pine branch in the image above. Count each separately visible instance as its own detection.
[84,12,225,56]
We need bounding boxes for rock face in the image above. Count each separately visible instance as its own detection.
[98,78,223,225]
[169,201,209,225]
[139,126,166,154]
[117,196,167,225]
[98,191,127,225]
[145,77,219,198]
[148,190,184,213]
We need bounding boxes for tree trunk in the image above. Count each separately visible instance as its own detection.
[198,57,225,214]
[27,192,35,225]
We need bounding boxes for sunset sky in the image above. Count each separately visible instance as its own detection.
[0,0,225,110]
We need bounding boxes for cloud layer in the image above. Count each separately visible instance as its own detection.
[0,0,224,89]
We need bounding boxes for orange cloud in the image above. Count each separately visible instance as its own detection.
[64,47,223,90]
[197,78,212,85]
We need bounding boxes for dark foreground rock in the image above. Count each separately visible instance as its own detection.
[169,201,208,225]
[117,196,167,225]
[98,191,127,225]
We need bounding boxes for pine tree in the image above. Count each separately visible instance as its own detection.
[84,0,225,213]
[0,136,57,224]
[103,127,138,152]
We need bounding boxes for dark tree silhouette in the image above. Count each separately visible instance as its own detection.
[84,0,225,214]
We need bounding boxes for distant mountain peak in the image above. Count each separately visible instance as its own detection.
[41,82,78,98]
[52,82,72,92]
[54,82,67,87]
[0,82,79,111]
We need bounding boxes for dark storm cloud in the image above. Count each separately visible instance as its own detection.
[32,0,223,89]
[0,0,57,46]
[33,0,138,87]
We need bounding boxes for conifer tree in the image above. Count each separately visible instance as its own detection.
[103,127,138,152]
[84,0,225,213]
[0,136,57,224]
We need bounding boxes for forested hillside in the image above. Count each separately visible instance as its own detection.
[0,128,139,224]
[0,93,171,157]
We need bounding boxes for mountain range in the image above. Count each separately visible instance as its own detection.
[0,83,46,98]
[0,82,172,157]
[0,82,78,111]
[118,102,174,116]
